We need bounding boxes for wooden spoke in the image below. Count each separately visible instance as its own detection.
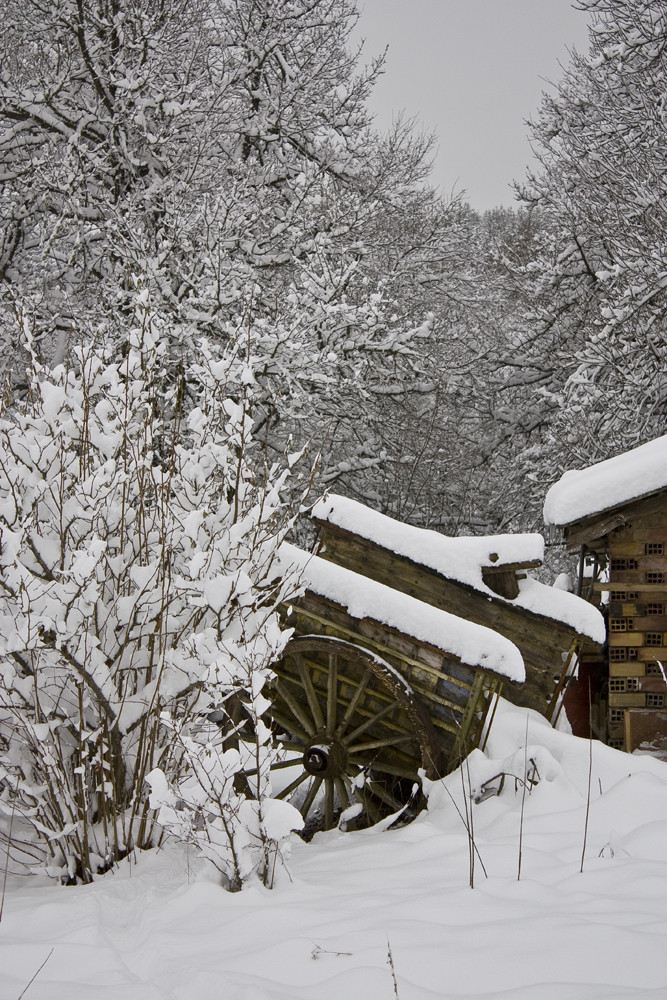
[353,759,420,780]
[299,776,323,819]
[295,654,325,731]
[324,778,334,829]
[272,679,315,737]
[365,778,403,813]
[268,707,311,743]
[358,787,384,825]
[326,652,338,731]
[346,733,416,755]
[341,699,400,747]
[275,771,309,799]
[335,667,372,738]
[275,769,311,800]
[244,756,301,777]
[334,776,352,813]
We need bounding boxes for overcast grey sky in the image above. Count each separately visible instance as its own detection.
[355,1,592,211]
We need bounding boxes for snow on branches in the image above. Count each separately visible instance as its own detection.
[0,295,304,887]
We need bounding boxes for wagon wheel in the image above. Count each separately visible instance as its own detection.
[265,635,442,837]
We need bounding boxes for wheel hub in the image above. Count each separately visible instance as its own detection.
[303,738,348,777]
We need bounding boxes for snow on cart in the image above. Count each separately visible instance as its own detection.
[270,543,523,836]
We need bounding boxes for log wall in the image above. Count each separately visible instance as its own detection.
[315,525,584,717]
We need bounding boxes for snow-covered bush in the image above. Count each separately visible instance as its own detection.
[0,296,304,886]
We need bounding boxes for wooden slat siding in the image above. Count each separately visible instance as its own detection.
[287,602,479,713]
[609,647,667,662]
[611,543,666,557]
[561,491,667,549]
[611,602,667,616]
[618,616,667,631]
[609,692,649,708]
[314,522,587,716]
[611,528,667,543]
[292,600,475,691]
[609,661,647,677]
[282,590,500,772]
[609,633,665,646]
[451,671,486,765]
[612,565,667,576]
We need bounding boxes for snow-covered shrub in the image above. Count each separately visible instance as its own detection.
[0,296,304,885]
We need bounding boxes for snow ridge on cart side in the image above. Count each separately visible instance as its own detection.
[312,494,605,645]
[279,542,525,682]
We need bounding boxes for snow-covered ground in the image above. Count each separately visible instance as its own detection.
[3,701,667,1000]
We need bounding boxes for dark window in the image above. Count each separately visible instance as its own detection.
[611,558,638,571]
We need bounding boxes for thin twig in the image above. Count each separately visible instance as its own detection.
[0,797,17,923]
[386,937,400,999]
[17,948,54,999]
[439,778,488,878]
[461,758,475,888]
[517,715,529,881]
[581,680,594,874]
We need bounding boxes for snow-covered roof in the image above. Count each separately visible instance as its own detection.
[544,434,667,528]
[313,494,544,571]
[312,494,605,644]
[280,542,525,682]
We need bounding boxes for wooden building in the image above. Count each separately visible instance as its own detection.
[544,434,667,752]
[309,494,604,722]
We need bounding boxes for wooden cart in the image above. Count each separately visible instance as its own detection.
[264,546,520,836]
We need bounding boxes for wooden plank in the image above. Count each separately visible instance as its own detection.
[291,601,475,688]
[594,582,667,593]
[637,648,667,662]
[318,522,592,644]
[609,661,646,677]
[613,526,667,542]
[562,491,667,548]
[609,692,646,708]
[482,568,519,599]
[609,542,646,556]
[450,670,487,765]
[608,632,646,646]
[630,616,667,631]
[481,560,542,574]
